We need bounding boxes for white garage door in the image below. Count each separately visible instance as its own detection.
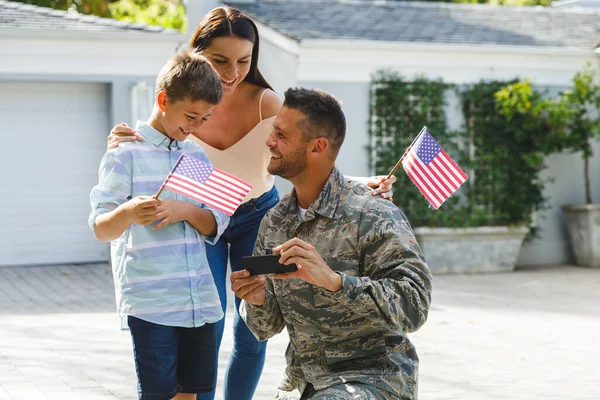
[0,82,110,266]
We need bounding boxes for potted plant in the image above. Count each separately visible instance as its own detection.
[558,65,600,268]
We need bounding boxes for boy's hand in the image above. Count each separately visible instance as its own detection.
[153,200,190,230]
[126,196,160,226]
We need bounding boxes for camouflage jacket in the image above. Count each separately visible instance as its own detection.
[241,167,432,399]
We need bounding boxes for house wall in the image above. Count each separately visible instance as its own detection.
[518,143,600,266]
[294,40,600,266]
[0,73,155,132]
[0,32,183,128]
[298,81,371,179]
[0,33,182,77]
[258,33,299,96]
[298,40,599,86]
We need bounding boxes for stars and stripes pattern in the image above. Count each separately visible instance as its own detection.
[163,154,251,216]
[401,127,467,209]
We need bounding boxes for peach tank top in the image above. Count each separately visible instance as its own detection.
[190,89,275,202]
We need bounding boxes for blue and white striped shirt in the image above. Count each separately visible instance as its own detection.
[89,121,229,329]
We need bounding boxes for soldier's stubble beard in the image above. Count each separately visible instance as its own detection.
[267,146,308,180]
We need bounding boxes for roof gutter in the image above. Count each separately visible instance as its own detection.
[254,20,299,55]
[301,38,593,57]
[0,27,185,42]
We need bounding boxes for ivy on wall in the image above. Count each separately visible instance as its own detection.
[369,71,562,233]
[368,71,461,227]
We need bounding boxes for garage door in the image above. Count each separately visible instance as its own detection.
[0,82,110,266]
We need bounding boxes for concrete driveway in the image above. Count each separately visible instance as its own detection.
[0,264,598,399]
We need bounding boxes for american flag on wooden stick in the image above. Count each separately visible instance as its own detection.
[159,154,251,216]
[401,127,467,209]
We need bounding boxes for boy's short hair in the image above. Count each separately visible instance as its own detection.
[155,50,223,105]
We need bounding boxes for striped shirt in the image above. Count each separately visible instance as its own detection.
[89,121,229,329]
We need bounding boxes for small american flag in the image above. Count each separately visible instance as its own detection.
[162,154,251,216]
[402,127,467,209]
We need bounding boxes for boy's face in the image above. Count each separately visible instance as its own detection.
[158,92,214,141]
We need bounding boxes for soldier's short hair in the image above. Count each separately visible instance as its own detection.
[155,50,223,105]
[283,88,346,159]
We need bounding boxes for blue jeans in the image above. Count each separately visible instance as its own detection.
[198,185,280,400]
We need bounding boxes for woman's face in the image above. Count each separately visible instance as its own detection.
[202,35,254,96]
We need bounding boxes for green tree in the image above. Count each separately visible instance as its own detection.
[11,0,112,17]
[494,65,600,204]
[109,0,186,31]
[10,0,186,31]
[558,65,600,204]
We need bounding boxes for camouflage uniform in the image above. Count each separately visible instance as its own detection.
[241,167,432,399]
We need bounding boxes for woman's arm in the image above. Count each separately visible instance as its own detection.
[347,175,397,201]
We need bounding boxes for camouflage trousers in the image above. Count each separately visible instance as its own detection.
[276,383,398,400]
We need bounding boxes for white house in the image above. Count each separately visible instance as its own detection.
[2,0,599,268]
[0,0,186,266]
[191,0,600,267]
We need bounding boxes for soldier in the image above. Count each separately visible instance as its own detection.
[230,87,433,400]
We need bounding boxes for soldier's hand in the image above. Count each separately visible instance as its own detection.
[274,238,342,292]
[230,270,267,306]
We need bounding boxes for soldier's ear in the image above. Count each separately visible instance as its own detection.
[309,137,329,156]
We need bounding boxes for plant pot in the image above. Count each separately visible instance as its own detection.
[561,204,600,268]
[413,226,529,274]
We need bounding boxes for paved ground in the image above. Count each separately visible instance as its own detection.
[0,264,598,400]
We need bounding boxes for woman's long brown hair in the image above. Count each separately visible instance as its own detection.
[190,7,273,90]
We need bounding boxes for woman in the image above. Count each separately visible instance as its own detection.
[108,7,396,400]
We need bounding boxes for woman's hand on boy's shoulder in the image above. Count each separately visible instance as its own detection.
[108,123,143,150]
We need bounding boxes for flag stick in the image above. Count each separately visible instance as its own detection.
[154,179,168,199]
[385,126,427,180]
[386,156,405,180]
[154,154,185,199]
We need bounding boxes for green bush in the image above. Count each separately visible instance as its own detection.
[462,80,564,234]
[369,71,570,235]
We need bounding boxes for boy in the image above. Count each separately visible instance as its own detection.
[89,50,228,400]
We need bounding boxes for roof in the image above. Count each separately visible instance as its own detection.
[0,0,178,34]
[228,0,600,49]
